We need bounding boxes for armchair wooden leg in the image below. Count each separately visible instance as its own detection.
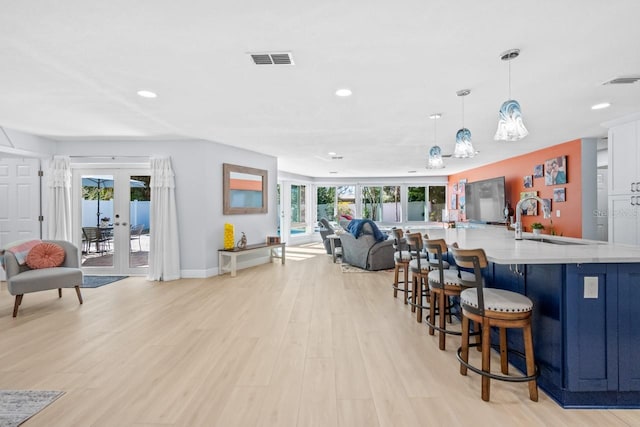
[13,294,23,317]
[75,286,83,304]
[58,288,62,298]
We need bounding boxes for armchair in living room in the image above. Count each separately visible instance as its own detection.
[318,217,341,255]
[338,219,395,271]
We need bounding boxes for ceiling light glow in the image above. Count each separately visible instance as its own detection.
[137,90,157,98]
[591,102,611,110]
[335,89,352,97]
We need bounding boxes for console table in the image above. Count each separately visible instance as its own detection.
[218,242,286,277]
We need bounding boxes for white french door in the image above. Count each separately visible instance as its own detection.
[0,157,41,281]
[73,168,150,276]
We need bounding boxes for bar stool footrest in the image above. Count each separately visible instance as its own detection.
[456,343,539,383]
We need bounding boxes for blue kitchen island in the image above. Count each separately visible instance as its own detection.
[427,227,640,408]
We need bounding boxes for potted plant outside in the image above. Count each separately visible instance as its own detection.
[531,222,544,235]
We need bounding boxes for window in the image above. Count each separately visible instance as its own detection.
[290,184,307,234]
[428,186,446,222]
[317,186,336,221]
[361,185,401,222]
[408,186,427,221]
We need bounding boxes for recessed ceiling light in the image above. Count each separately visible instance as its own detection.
[429,113,442,119]
[408,170,417,173]
[335,88,352,97]
[137,90,157,98]
[329,171,338,174]
[328,151,337,156]
[591,102,611,110]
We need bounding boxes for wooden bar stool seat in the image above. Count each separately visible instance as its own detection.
[451,246,539,402]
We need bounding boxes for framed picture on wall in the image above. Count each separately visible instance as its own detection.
[524,175,533,188]
[519,191,538,216]
[553,188,566,202]
[542,198,552,214]
[533,164,544,178]
[450,193,457,210]
[545,156,567,185]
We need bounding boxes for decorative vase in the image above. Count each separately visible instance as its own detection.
[533,228,542,236]
[237,232,247,249]
[224,223,235,249]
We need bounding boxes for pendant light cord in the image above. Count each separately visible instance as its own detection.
[508,59,512,100]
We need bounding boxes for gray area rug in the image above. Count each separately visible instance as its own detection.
[0,390,64,427]
[81,275,127,288]
[340,263,373,273]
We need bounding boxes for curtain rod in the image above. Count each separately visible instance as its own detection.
[69,155,150,159]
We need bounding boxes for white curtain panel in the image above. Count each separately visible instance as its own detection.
[148,157,181,281]
[47,156,72,241]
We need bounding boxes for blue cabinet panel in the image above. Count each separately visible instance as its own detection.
[565,264,618,392]
[618,264,640,392]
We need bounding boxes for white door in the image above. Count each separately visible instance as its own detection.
[73,168,150,276]
[0,157,41,280]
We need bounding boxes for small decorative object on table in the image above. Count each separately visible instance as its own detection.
[237,232,247,249]
[224,223,235,249]
[100,217,110,227]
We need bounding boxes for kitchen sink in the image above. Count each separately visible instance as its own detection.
[522,237,590,245]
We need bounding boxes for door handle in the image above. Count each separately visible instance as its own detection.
[114,222,120,226]
[632,183,637,192]
[631,197,636,206]
[122,222,127,226]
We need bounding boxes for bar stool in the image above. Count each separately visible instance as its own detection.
[391,228,411,304]
[450,246,538,402]
[406,232,433,323]
[424,239,475,350]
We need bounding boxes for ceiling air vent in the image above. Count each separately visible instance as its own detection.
[249,52,294,65]
[602,76,640,85]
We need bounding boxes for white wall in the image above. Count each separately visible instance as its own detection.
[7,137,279,278]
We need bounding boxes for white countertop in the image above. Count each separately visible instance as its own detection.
[423,227,640,264]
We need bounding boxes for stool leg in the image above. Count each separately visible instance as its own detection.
[393,265,399,299]
[403,264,409,304]
[481,318,491,402]
[460,315,469,376]
[428,290,436,336]
[523,321,539,402]
[438,291,446,350]
[416,277,423,323]
[411,276,417,313]
[500,327,509,375]
[474,321,482,352]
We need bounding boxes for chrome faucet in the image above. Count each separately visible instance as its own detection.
[512,196,551,240]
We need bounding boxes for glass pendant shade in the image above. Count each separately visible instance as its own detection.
[494,99,528,141]
[427,145,444,169]
[453,128,475,158]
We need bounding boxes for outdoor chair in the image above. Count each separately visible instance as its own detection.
[130,224,144,251]
[82,227,111,253]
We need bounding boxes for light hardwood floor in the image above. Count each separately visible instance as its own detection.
[1,243,639,426]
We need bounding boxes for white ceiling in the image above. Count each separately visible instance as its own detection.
[1,1,639,178]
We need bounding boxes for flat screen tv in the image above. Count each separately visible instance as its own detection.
[464,176,507,223]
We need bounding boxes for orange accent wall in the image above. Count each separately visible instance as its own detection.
[230,178,262,191]
[448,139,583,238]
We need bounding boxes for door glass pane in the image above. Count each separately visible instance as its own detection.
[81,174,114,267]
[408,186,427,221]
[382,186,401,222]
[337,185,355,220]
[428,185,446,222]
[362,186,382,220]
[290,184,307,234]
[317,186,336,221]
[129,175,150,268]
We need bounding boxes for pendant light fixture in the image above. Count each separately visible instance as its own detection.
[453,89,476,158]
[494,48,529,141]
[427,113,444,169]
